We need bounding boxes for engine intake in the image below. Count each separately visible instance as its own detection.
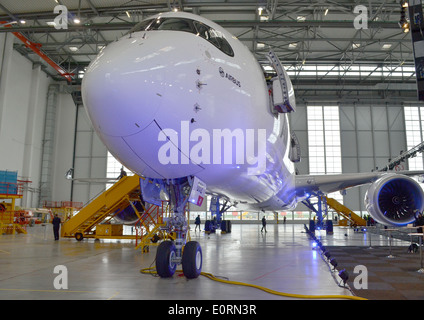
[365,174,424,226]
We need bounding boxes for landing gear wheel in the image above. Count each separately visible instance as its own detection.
[156,240,177,278]
[182,241,202,279]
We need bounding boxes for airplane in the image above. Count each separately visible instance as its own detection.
[81,11,424,279]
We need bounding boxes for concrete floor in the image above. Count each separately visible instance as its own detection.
[0,223,408,300]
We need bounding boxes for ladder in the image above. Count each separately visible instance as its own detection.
[135,203,165,252]
[61,175,141,240]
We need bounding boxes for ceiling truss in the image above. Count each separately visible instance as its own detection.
[0,0,419,101]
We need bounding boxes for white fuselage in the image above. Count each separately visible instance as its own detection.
[82,12,297,211]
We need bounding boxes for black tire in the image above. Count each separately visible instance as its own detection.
[75,233,84,241]
[182,241,202,279]
[156,240,177,278]
[221,220,231,233]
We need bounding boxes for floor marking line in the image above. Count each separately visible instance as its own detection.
[0,288,97,293]
[251,266,285,281]
[107,291,120,300]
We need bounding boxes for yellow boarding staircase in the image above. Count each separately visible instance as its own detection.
[325,197,367,227]
[62,174,191,252]
[61,175,142,240]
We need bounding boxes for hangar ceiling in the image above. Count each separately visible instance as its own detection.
[0,0,418,101]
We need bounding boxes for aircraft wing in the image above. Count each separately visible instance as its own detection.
[295,170,424,197]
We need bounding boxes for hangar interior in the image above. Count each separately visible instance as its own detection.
[0,0,424,301]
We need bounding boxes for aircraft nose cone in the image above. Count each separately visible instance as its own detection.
[82,35,168,137]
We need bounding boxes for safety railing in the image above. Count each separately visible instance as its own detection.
[0,211,28,235]
[0,182,24,197]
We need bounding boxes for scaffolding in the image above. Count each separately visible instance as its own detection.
[0,179,28,235]
[134,202,191,253]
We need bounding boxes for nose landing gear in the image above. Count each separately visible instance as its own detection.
[154,178,203,279]
[155,240,203,279]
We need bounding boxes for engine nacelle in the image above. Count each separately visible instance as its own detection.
[365,174,424,226]
[113,201,144,224]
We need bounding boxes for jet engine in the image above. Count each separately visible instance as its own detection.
[365,174,424,226]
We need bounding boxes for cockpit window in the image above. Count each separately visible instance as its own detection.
[152,18,195,32]
[130,17,234,57]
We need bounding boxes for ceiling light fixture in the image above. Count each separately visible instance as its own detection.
[258,7,264,15]
[399,1,410,33]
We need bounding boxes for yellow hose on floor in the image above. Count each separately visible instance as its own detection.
[140,267,367,300]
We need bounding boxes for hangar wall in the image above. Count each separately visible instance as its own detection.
[50,91,77,205]
[70,104,108,205]
[0,33,51,208]
[292,102,409,214]
[340,103,407,213]
[0,34,97,208]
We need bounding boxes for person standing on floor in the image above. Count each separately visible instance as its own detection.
[52,214,61,241]
[261,216,267,233]
[195,215,201,232]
